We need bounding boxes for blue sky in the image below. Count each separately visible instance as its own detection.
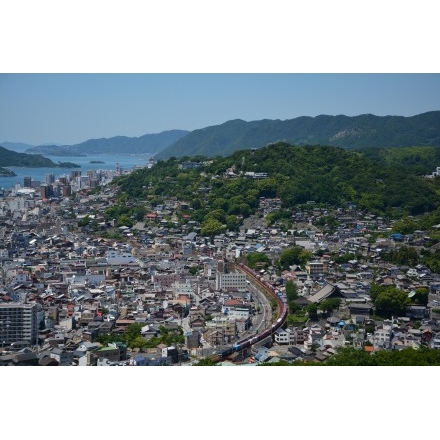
[1,73,440,146]
[1,2,439,147]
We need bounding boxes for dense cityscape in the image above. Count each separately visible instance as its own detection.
[2,155,440,367]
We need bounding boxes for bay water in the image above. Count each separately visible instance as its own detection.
[0,153,152,191]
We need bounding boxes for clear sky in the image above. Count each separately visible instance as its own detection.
[1,73,440,146]
[1,2,440,146]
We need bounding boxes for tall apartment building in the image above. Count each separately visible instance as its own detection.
[23,176,32,188]
[45,173,55,184]
[0,303,39,346]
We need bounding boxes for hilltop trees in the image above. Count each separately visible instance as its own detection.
[108,142,440,234]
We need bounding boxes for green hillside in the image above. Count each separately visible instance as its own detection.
[110,143,440,228]
[0,146,59,167]
[154,111,440,160]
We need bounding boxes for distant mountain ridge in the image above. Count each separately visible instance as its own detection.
[5,111,440,160]
[0,141,37,153]
[23,129,190,156]
[154,111,440,159]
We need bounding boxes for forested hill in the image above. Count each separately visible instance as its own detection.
[114,142,440,219]
[0,146,62,167]
[154,111,440,160]
[24,129,189,156]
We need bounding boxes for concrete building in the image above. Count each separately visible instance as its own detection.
[0,303,39,346]
[215,272,247,291]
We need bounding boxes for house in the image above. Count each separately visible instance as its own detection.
[304,325,325,350]
[50,347,74,365]
[254,347,269,363]
[189,316,206,329]
[307,283,344,304]
[274,328,291,345]
[430,333,440,349]
[289,327,307,345]
[11,350,39,366]
[347,302,372,316]
[406,305,428,320]
[287,346,305,360]
[39,356,59,366]
[186,330,201,349]
[373,324,393,349]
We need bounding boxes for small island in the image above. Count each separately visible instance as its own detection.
[89,160,105,164]
[0,167,17,177]
[56,162,81,168]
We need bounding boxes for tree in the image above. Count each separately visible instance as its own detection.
[373,287,409,319]
[413,287,429,306]
[201,218,226,236]
[246,252,271,269]
[324,346,377,366]
[204,209,226,224]
[279,246,312,270]
[369,283,384,302]
[391,216,418,234]
[319,298,342,314]
[116,214,133,228]
[188,266,199,275]
[307,303,319,321]
[78,215,92,227]
[226,215,240,231]
[193,357,219,366]
[285,280,299,313]
[285,280,298,301]
[324,346,440,366]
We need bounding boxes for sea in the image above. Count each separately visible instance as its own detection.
[0,153,153,191]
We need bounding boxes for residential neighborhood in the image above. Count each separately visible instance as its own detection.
[1,163,440,366]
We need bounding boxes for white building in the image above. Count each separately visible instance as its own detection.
[373,324,393,349]
[106,250,137,265]
[274,328,292,345]
[215,272,247,291]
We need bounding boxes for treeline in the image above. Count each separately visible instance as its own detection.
[260,346,440,366]
[359,145,440,176]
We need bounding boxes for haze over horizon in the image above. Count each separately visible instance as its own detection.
[1,73,440,147]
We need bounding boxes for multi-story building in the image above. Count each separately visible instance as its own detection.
[373,324,393,349]
[215,272,247,291]
[45,173,55,184]
[0,303,39,346]
[23,176,32,188]
[274,328,292,344]
[305,259,328,278]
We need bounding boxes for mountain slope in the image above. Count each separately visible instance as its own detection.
[24,129,190,156]
[0,146,60,167]
[154,111,440,159]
